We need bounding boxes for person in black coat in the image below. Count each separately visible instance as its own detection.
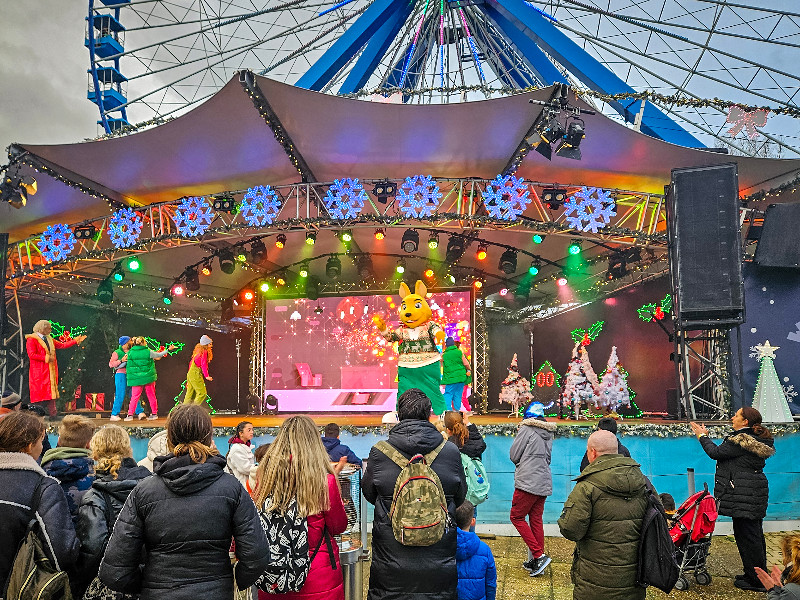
[99,404,270,600]
[691,406,776,593]
[73,425,152,598]
[0,411,80,592]
[578,417,630,472]
[362,388,468,600]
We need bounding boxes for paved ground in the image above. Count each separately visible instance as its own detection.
[361,531,797,599]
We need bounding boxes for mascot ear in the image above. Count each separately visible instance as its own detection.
[415,280,427,297]
[399,282,411,298]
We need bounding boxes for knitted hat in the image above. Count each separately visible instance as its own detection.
[1,391,22,408]
[445,337,455,347]
[119,336,131,346]
[200,335,213,346]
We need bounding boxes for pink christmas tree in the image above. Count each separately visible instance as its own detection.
[499,353,533,417]
[598,346,632,412]
[560,342,600,419]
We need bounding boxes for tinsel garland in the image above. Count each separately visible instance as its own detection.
[60,421,800,439]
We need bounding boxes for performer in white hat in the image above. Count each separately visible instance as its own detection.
[183,335,213,404]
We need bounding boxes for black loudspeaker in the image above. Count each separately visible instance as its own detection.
[754,203,800,268]
[666,388,680,420]
[668,164,744,326]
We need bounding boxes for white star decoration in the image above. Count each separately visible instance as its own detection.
[754,340,780,360]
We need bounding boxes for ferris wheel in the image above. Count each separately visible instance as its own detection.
[85,0,800,156]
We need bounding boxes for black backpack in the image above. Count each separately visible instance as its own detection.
[636,489,679,593]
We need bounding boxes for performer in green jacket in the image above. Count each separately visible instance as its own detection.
[124,337,176,421]
[441,337,471,411]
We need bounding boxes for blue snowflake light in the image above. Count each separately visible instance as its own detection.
[108,208,143,248]
[240,185,281,227]
[38,224,77,262]
[397,175,442,218]
[173,196,215,237]
[563,187,616,233]
[482,175,531,221]
[324,178,367,219]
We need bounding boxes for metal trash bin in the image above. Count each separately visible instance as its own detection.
[336,466,365,600]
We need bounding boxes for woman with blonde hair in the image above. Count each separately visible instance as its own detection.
[255,415,348,600]
[756,534,800,599]
[99,404,269,600]
[75,425,151,598]
[183,335,214,404]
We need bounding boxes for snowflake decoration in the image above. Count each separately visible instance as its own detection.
[172,196,214,237]
[38,224,77,262]
[563,187,616,233]
[324,178,367,219]
[240,185,281,227]
[108,208,143,248]
[397,175,442,218]
[783,384,798,402]
[482,175,530,221]
[749,345,761,359]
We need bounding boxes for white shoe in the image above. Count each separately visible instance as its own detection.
[109,415,122,421]
[124,415,134,422]
[147,414,158,420]
[138,413,147,420]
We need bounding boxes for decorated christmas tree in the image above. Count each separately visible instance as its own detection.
[560,343,600,419]
[598,346,632,412]
[751,341,793,423]
[499,353,533,417]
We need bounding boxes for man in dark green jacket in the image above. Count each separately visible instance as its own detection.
[557,430,648,600]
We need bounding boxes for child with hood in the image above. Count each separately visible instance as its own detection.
[137,429,169,472]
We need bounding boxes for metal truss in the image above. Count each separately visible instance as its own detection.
[249,293,267,411]
[1,288,25,398]
[473,297,489,414]
[6,177,667,292]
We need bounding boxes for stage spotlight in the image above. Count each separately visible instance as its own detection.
[568,239,582,255]
[607,253,628,280]
[74,224,97,240]
[396,260,406,274]
[219,249,236,274]
[532,234,545,244]
[299,262,309,278]
[185,267,200,291]
[473,280,483,290]
[110,263,124,283]
[0,170,36,209]
[274,234,286,249]
[557,275,568,287]
[373,180,397,204]
[424,266,435,279]
[498,249,518,274]
[448,274,456,284]
[306,231,317,245]
[356,255,374,279]
[401,229,419,253]
[235,248,249,263]
[476,243,488,261]
[212,196,236,212]
[374,229,386,240]
[428,232,439,250]
[340,230,353,243]
[556,118,585,160]
[499,288,508,296]
[162,289,173,305]
[326,255,342,279]
[242,289,255,302]
[445,235,466,263]
[541,187,567,209]
[314,305,324,315]
[125,257,141,272]
[172,283,185,296]
[535,117,565,161]
[96,279,113,304]
[200,263,212,277]
[250,239,267,263]
[275,274,286,287]
[259,281,270,293]
[306,276,320,301]
[528,260,540,276]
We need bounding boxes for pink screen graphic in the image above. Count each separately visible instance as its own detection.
[261,291,472,412]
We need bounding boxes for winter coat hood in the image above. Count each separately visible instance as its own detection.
[42,446,92,463]
[41,447,94,483]
[388,419,446,456]
[456,528,481,561]
[728,428,775,458]
[322,437,341,453]
[154,453,227,496]
[575,454,646,498]
[92,458,151,502]
[227,435,250,446]
[520,417,557,433]
[138,430,168,472]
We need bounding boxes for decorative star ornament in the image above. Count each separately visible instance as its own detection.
[754,340,780,360]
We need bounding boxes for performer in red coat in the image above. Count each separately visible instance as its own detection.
[26,320,86,416]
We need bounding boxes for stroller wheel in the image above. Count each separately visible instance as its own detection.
[695,571,712,586]
[674,575,690,591]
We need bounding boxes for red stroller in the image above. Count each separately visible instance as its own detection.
[668,486,718,591]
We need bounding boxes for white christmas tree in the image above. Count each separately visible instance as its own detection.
[499,353,533,418]
[751,341,793,424]
[598,346,632,412]
[560,343,600,419]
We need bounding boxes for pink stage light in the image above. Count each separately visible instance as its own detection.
[557,277,568,287]
[172,284,185,296]
[499,288,508,296]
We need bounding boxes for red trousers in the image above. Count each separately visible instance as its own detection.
[510,488,546,558]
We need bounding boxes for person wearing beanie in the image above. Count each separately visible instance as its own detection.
[109,336,143,421]
[183,335,214,405]
[442,337,471,412]
[0,391,23,420]
[578,416,631,472]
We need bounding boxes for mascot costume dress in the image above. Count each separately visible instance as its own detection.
[373,280,447,415]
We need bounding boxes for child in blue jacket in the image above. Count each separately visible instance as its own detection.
[456,500,497,600]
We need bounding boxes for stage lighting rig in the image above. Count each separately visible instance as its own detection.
[184,267,200,291]
[374,229,386,240]
[556,118,585,160]
[111,263,125,282]
[396,259,406,274]
[428,232,439,249]
[200,262,212,276]
[373,180,397,204]
[162,289,173,305]
[540,187,567,209]
[535,115,565,161]
[527,83,593,162]
[0,168,36,209]
[424,265,436,279]
[235,248,250,263]
[476,243,488,261]
[73,224,97,240]
[306,231,317,245]
[528,260,541,276]
[340,230,353,243]
[125,257,141,272]
[251,239,267,263]
[445,235,466,264]
[355,254,374,280]
[219,249,236,274]
[401,229,419,253]
[326,255,342,279]
[259,281,270,293]
[96,278,113,305]
[567,239,582,255]
[498,249,518,274]
[532,234,546,244]
[299,262,309,278]
[172,283,185,296]
[212,195,236,212]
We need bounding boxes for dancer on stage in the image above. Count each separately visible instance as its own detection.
[183,335,213,405]
[26,319,87,417]
[124,337,177,421]
[109,336,143,421]
[373,280,446,415]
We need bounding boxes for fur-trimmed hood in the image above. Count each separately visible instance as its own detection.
[728,431,775,459]
[520,417,557,432]
[0,451,47,476]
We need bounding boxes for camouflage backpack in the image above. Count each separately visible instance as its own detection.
[374,439,450,546]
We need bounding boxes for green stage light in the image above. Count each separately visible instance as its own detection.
[568,240,582,255]
[299,264,309,278]
[532,234,544,244]
[529,263,539,276]
[396,261,405,274]
[126,257,140,271]
[112,264,125,282]
[341,230,352,242]
[259,281,270,293]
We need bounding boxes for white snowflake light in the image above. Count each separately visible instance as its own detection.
[108,208,143,248]
[563,187,616,233]
[324,178,367,219]
[38,224,77,262]
[240,185,281,227]
[173,196,215,237]
[482,175,530,221]
[397,175,442,218]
